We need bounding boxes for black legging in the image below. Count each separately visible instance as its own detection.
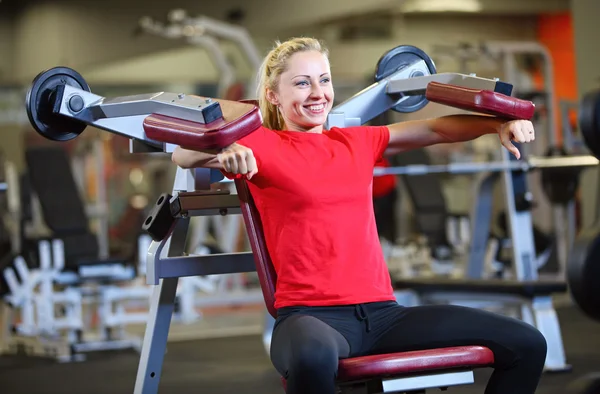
[270,301,547,394]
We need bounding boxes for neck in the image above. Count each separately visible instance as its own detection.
[284,123,324,134]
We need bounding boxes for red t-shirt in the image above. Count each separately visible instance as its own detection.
[233,125,396,309]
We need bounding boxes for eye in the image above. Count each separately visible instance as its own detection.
[320,77,331,84]
[295,80,309,86]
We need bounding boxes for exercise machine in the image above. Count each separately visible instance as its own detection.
[136,11,263,325]
[23,43,600,392]
[1,145,152,362]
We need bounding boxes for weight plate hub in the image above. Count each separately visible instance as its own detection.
[25,67,91,142]
[374,45,437,113]
[579,89,600,159]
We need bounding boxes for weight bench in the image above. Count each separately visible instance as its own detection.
[22,45,541,392]
[24,146,137,283]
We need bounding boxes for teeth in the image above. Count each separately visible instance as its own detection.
[308,104,324,111]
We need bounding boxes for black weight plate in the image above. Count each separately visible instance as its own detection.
[579,89,600,159]
[374,45,437,113]
[567,227,600,322]
[25,67,90,141]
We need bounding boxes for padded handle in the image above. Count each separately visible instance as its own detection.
[425,82,535,120]
[143,99,262,149]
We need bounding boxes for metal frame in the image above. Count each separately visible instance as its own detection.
[337,370,475,393]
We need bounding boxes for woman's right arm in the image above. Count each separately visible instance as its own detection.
[171,143,258,179]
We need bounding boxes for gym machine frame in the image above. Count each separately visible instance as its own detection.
[21,45,598,393]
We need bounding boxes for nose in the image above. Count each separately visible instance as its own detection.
[310,82,324,99]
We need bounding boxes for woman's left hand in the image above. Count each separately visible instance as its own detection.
[498,119,535,160]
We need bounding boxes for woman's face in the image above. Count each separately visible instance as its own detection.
[268,50,334,133]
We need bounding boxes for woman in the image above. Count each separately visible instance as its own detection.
[172,37,546,394]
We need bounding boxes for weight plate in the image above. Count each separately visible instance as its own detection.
[567,227,600,322]
[374,45,437,113]
[25,67,91,141]
[579,89,600,159]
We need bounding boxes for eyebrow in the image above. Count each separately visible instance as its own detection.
[292,73,330,79]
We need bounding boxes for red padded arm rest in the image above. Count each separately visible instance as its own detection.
[425,82,535,120]
[143,99,262,150]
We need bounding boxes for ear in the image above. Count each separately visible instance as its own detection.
[266,88,279,106]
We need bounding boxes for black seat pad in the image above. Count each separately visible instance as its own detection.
[394,278,567,298]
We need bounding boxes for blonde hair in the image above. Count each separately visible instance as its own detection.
[256,37,329,130]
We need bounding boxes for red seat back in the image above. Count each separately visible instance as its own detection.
[235,179,278,318]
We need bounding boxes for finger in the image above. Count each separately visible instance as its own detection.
[519,121,532,143]
[526,123,535,142]
[237,152,249,175]
[500,133,520,159]
[217,154,228,172]
[511,124,526,143]
[228,155,239,174]
[246,154,258,180]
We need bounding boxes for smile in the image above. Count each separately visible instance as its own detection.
[305,103,326,113]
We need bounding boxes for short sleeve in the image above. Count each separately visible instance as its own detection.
[368,125,391,162]
[339,125,390,164]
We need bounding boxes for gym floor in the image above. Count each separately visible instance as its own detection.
[0,305,598,394]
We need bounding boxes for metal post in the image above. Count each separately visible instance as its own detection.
[133,218,190,394]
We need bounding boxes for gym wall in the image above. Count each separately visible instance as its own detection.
[1,1,557,85]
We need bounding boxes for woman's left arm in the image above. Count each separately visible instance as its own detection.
[386,114,535,159]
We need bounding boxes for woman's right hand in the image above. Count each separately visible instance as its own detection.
[217,143,258,180]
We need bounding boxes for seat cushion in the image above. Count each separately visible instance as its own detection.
[337,346,494,382]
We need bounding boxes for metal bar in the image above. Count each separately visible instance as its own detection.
[55,85,220,137]
[133,277,178,394]
[502,146,537,281]
[386,72,500,95]
[373,154,598,176]
[466,172,499,278]
[174,192,240,212]
[327,60,430,128]
[157,252,256,278]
